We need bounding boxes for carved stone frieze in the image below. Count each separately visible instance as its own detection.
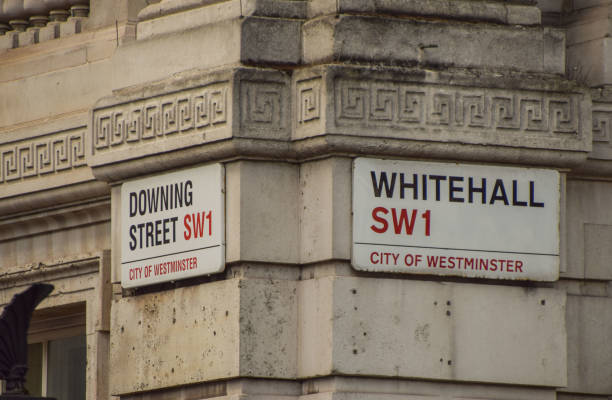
[294,67,591,156]
[89,68,291,173]
[92,82,230,155]
[590,102,612,160]
[334,79,581,135]
[0,126,86,184]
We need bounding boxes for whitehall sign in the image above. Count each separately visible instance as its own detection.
[352,158,560,281]
[121,164,225,288]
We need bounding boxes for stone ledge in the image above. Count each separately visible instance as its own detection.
[302,15,564,74]
[90,67,292,169]
[295,65,590,152]
[308,0,541,26]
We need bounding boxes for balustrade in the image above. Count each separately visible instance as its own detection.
[0,0,88,35]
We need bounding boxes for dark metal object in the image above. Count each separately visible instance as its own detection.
[0,283,54,398]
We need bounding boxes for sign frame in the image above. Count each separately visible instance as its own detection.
[120,163,225,288]
[351,158,560,281]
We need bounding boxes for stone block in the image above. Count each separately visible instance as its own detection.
[300,376,557,400]
[0,60,111,128]
[240,16,301,65]
[567,37,612,87]
[226,161,299,264]
[113,19,242,90]
[564,295,612,395]
[564,179,612,279]
[137,0,242,40]
[241,0,307,18]
[0,32,17,51]
[110,280,241,394]
[38,23,59,42]
[238,278,298,377]
[583,223,612,280]
[111,185,122,284]
[299,158,351,263]
[18,30,37,47]
[302,15,564,74]
[299,276,567,387]
[566,15,612,46]
[59,18,83,37]
[110,277,298,395]
[90,67,291,180]
[309,0,540,26]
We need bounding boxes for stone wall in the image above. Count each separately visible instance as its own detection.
[1,0,612,399]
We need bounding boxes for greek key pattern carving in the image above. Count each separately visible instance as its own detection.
[592,108,612,143]
[240,81,285,129]
[0,128,86,184]
[297,77,321,124]
[335,79,581,135]
[92,82,229,153]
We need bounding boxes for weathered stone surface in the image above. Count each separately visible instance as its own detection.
[564,294,612,395]
[303,15,564,74]
[0,202,110,268]
[299,276,566,387]
[299,157,351,263]
[0,113,91,199]
[90,67,291,175]
[226,161,299,264]
[241,16,301,65]
[294,65,591,154]
[299,376,556,400]
[310,0,541,25]
[564,179,612,279]
[110,277,298,394]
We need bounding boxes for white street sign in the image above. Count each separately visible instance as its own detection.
[352,158,560,281]
[121,164,225,288]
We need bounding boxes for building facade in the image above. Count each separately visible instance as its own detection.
[1,0,611,399]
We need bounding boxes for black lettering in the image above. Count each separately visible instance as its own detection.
[138,190,146,216]
[185,180,193,206]
[429,175,447,201]
[449,176,464,203]
[400,173,418,200]
[146,222,154,248]
[468,177,486,204]
[129,225,137,250]
[147,187,159,213]
[490,179,509,205]
[129,193,138,217]
[512,180,528,207]
[529,181,545,207]
[371,171,397,198]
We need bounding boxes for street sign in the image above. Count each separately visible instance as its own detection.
[352,158,560,281]
[121,164,225,288]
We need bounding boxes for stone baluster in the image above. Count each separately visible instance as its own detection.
[43,0,69,21]
[3,0,28,32]
[0,0,11,34]
[66,0,87,17]
[24,0,49,28]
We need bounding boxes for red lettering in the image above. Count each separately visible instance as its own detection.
[392,208,417,234]
[515,260,523,272]
[371,207,389,233]
[183,214,192,240]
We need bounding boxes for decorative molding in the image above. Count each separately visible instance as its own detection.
[240,80,285,129]
[592,108,612,144]
[92,82,229,154]
[334,78,582,136]
[0,127,86,185]
[297,77,321,124]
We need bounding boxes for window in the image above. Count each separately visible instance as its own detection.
[23,303,86,400]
